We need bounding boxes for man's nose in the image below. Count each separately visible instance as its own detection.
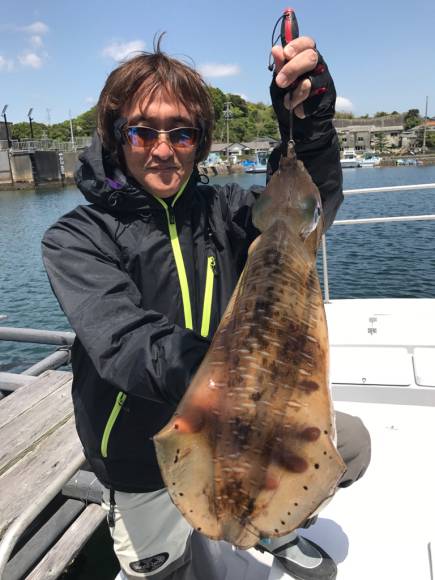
[151,136,174,159]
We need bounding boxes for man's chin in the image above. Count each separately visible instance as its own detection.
[143,176,181,198]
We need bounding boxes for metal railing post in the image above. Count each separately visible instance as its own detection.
[321,234,330,303]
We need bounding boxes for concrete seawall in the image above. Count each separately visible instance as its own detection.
[0,152,11,184]
[0,150,80,190]
[199,164,245,177]
[379,155,435,166]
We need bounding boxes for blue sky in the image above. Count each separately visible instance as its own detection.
[1,0,434,124]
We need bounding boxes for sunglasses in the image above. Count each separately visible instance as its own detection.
[125,126,201,150]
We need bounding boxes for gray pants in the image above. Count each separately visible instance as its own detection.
[105,411,371,580]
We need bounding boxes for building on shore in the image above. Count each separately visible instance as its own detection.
[333,114,405,153]
[404,120,435,151]
[208,137,279,164]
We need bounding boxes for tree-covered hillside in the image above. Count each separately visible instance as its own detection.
[10,87,280,143]
[10,89,427,146]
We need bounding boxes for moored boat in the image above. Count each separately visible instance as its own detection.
[245,151,268,173]
[360,153,381,167]
[340,149,361,168]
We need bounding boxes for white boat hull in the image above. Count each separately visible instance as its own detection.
[340,160,360,168]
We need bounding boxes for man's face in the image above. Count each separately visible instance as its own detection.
[121,91,197,198]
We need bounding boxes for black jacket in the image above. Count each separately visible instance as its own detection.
[42,96,343,493]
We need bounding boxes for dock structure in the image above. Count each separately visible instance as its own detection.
[0,358,107,578]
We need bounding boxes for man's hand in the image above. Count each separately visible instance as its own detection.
[272,36,336,119]
[269,37,336,147]
[272,36,318,119]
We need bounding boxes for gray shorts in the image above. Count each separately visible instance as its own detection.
[102,411,371,579]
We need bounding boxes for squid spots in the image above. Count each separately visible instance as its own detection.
[272,446,308,473]
[299,380,319,394]
[263,247,282,268]
[300,426,321,441]
[264,471,280,490]
[231,417,252,451]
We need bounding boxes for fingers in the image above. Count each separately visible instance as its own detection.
[276,50,317,88]
[290,79,311,112]
[271,36,317,89]
[282,81,311,119]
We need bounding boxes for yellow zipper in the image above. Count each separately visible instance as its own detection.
[101,391,127,458]
[153,181,216,335]
[153,182,193,330]
[200,256,216,337]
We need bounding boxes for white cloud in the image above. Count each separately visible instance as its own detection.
[30,35,43,48]
[85,96,96,105]
[336,96,354,113]
[102,40,145,61]
[0,55,14,71]
[2,22,48,71]
[198,63,240,78]
[19,52,43,69]
[21,21,49,35]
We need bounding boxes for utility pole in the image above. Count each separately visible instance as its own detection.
[422,96,428,155]
[69,109,75,150]
[46,108,51,139]
[27,108,34,139]
[223,101,233,162]
[1,105,12,148]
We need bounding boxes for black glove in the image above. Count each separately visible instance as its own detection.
[270,51,337,148]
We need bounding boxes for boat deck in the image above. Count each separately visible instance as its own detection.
[222,397,435,580]
[0,370,105,579]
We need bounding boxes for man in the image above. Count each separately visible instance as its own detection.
[42,34,370,580]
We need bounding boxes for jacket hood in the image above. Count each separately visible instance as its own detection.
[74,132,200,213]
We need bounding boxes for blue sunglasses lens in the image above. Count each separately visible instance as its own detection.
[126,127,199,148]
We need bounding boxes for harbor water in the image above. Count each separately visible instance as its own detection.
[1,165,435,373]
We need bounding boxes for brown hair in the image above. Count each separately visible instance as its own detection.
[97,35,214,164]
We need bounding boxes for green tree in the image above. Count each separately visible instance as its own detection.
[373,132,387,153]
[335,112,354,119]
[416,128,435,149]
[208,86,226,123]
[227,94,248,116]
[426,132,435,149]
[74,106,97,136]
[49,121,71,141]
[404,109,421,130]
[11,121,48,140]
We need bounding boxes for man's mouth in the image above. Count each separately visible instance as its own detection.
[145,166,179,172]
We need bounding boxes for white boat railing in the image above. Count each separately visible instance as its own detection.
[321,182,435,302]
[343,183,435,195]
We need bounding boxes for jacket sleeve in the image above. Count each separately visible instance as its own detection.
[41,211,210,406]
[269,51,343,230]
